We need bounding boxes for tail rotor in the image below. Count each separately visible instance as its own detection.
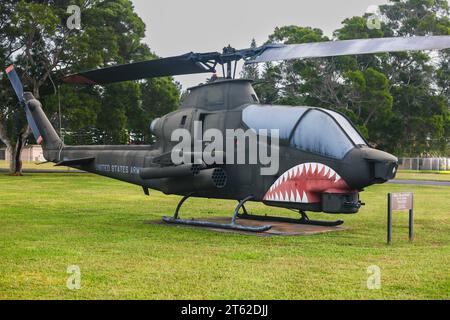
[5,65,43,144]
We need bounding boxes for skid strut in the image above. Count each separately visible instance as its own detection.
[162,195,272,232]
[237,210,344,227]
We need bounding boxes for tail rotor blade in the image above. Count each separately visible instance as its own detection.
[5,65,25,104]
[5,65,43,143]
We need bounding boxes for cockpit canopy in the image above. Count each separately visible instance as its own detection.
[242,105,367,159]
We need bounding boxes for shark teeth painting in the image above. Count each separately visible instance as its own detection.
[263,162,352,204]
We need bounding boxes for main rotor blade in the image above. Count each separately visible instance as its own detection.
[62,36,450,83]
[63,54,214,85]
[248,36,450,63]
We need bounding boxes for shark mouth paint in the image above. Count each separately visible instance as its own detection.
[263,162,352,203]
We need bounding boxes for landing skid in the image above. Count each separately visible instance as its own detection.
[162,195,272,232]
[162,195,343,232]
[237,211,344,227]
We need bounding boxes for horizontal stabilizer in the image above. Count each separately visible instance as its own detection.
[55,157,95,166]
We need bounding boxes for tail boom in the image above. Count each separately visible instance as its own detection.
[5,65,63,161]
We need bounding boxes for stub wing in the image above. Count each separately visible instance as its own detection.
[55,157,95,166]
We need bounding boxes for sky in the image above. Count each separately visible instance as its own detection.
[131,0,391,89]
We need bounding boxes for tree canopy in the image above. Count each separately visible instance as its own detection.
[1,0,449,176]
[0,0,179,173]
[254,0,449,156]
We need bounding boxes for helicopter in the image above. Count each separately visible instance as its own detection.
[6,35,450,232]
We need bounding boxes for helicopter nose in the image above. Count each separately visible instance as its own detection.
[341,147,398,190]
[362,148,398,182]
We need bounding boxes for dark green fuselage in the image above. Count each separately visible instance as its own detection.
[34,79,397,214]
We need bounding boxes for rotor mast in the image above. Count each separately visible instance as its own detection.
[222,45,237,79]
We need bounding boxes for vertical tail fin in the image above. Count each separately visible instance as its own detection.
[5,65,63,152]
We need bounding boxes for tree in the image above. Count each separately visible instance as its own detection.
[132,77,180,143]
[258,0,449,155]
[97,82,140,144]
[0,0,180,174]
[0,0,30,174]
[256,26,331,106]
[254,63,281,104]
[369,0,450,154]
[55,1,180,146]
[240,39,260,81]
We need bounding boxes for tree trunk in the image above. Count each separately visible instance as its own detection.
[8,127,30,176]
[9,143,23,176]
[0,118,13,173]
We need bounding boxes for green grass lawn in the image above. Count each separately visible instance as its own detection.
[0,160,73,171]
[0,173,449,299]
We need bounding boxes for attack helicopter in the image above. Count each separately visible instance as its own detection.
[6,35,450,232]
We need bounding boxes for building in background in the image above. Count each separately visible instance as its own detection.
[398,157,450,171]
[0,145,45,162]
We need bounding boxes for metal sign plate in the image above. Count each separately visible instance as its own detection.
[390,192,413,211]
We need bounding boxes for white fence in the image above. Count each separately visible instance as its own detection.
[398,157,450,171]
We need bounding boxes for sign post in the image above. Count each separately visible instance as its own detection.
[387,192,414,245]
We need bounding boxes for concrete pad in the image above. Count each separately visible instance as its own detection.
[147,216,347,236]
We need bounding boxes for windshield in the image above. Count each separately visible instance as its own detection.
[242,105,366,159]
[323,109,367,146]
[291,110,354,159]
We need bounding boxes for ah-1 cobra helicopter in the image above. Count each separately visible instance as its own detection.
[6,35,450,232]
